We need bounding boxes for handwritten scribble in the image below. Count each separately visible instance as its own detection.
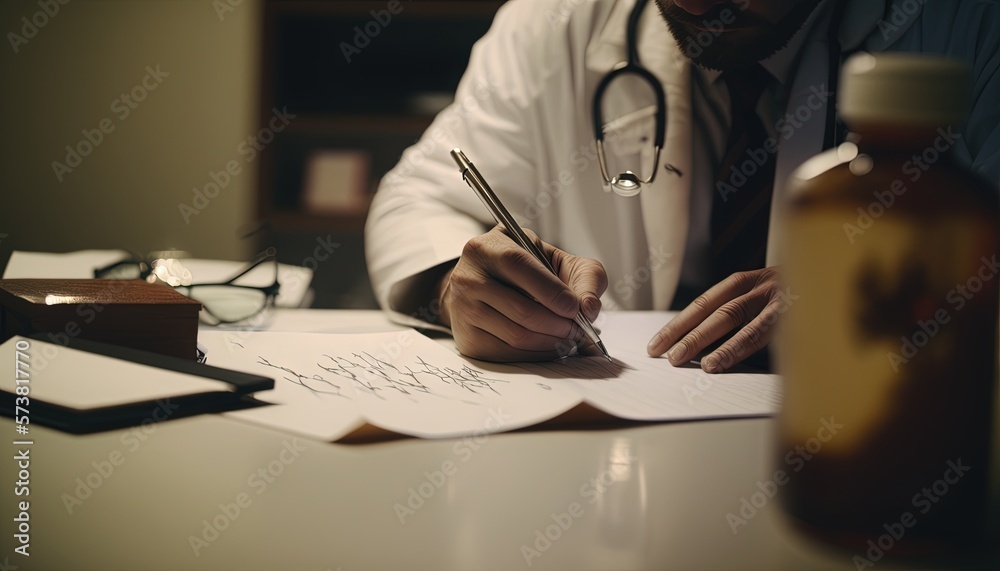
[412,357,510,395]
[256,352,509,403]
[317,352,509,402]
[257,356,347,398]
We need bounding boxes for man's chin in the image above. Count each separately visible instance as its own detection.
[659,0,823,72]
[672,31,778,72]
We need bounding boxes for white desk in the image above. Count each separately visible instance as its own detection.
[2,311,997,570]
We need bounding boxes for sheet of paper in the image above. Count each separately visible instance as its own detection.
[3,250,313,308]
[199,312,781,441]
[3,250,128,279]
[520,312,782,420]
[0,336,232,409]
[200,330,582,441]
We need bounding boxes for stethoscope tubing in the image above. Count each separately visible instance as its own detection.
[591,0,849,194]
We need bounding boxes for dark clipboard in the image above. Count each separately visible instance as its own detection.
[1,334,273,434]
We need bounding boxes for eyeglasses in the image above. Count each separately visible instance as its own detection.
[92,249,191,283]
[94,248,281,325]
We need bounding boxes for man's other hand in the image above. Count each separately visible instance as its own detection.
[647,267,791,373]
[438,225,607,362]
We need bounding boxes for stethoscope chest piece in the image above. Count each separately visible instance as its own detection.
[609,171,642,197]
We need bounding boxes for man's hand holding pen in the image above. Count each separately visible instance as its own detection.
[447,148,612,361]
[437,225,608,363]
[444,149,782,372]
[437,224,783,372]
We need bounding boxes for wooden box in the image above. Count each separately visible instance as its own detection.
[0,279,201,360]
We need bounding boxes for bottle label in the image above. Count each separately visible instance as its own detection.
[777,205,997,539]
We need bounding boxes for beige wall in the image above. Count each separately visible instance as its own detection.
[0,0,261,262]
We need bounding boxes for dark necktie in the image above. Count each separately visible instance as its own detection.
[710,65,776,283]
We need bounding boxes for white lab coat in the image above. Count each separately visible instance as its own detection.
[365,0,1000,329]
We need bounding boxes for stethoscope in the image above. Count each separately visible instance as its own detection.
[592,0,849,197]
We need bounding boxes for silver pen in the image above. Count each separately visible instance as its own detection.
[450,148,612,362]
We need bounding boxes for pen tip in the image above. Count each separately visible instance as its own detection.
[597,341,612,362]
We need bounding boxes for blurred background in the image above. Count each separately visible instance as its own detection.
[0,0,504,308]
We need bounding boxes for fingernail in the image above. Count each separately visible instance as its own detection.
[647,333,662,353]
[667,344,684,363]
[703,355,720,373]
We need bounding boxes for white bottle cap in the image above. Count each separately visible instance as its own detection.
[838,52,972,127]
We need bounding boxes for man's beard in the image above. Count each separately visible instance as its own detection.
[654,0,823,72]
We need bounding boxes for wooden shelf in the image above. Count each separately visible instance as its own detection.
[255,0,507,307]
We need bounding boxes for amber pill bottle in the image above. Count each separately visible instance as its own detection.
[776,53,998,559]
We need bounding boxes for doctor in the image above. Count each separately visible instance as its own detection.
[365,0,1000,370]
